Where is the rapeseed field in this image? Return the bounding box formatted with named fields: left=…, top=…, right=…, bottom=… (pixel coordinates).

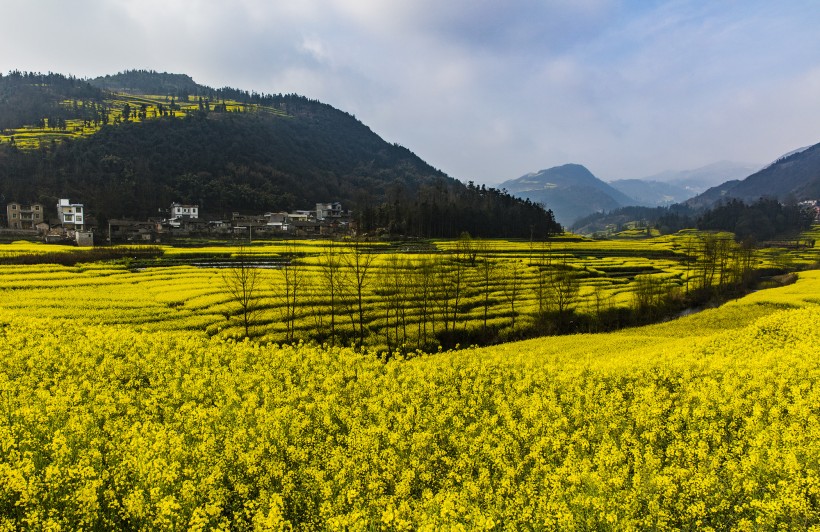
left=0, top=258, right=818, bottom=529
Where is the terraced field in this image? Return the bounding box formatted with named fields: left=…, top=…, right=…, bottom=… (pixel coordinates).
left=0, top=92, right=287, bottom=149
left=0, top=232, right=764, bottom=348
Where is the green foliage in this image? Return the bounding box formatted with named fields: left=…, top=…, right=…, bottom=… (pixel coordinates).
left=0, top=71, right=104, bottom=132
left=697, top=197, right=815, bottom=241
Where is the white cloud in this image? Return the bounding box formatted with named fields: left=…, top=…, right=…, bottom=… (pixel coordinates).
left=1, top=0, right=820, bottom=183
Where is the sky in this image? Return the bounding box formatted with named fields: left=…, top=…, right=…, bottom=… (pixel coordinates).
left=2, top=0, right=820, bottom=185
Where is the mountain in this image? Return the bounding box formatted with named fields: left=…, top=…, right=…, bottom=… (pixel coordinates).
left=641, top=161, right=761, bottom=193
left=499, top=164, right=635, bottom=226
left=686, top=142, right=820, bottom=209
left=0, top=70, right=559, bottom=238
left=606, top=161, right=762, bottom=207
left=607, top=179, right=692, bottom=206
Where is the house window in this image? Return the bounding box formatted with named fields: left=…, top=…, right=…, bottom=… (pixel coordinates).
left=12, top=213, right=17, bottom=219
left=34, top=206, right=40, bottom=211
left=11, top=205, right=17, bottom=210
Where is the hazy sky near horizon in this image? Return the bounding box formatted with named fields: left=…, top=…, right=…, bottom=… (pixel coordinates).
left=2, top=0, right=820, bottom=184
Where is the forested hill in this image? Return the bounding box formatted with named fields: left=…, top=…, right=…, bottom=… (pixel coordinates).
left=90, top=70, right=201, bottom=95
left=0, top=70, right=560, bottom=237
left=0, top=71, right=104, bottom=131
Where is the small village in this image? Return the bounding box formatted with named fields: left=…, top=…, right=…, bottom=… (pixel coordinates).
left=4, top=197, right=820, bottom=247
left=1, top=199, right=356, bottom=245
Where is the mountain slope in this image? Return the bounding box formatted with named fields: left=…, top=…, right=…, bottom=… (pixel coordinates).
left=0, top=70, right=559, bottom=238
left=687, top=142, right=820, bottom=209
left=499, top=164, right=635, bottom=225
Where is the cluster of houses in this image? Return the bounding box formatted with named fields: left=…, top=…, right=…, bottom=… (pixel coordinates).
left=4, top=198, right=94, bottom=245
left=109, top=201, right=354, bottom=242
left=2, top=199, right=354, bottom=245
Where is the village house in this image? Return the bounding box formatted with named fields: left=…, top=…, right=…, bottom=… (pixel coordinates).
left=56, top=198, right=85, bottom=230
left=266, top=212, right=291, bottom=232
left=208, top=220, right=231, bottom=232
left=6, top=202, right=45, bottom=229
left=170, top=202, right=199, bottom=219
left=316, top=202, right=343, bottom=221
left=108, top=219, right=162, bottom=243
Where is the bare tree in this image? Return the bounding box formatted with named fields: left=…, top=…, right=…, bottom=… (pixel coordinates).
left=277, top=242, right=304, bottom=343
left=432, top=255, right=460, bottom=334
left=458, top=231, right=479, bottom=266
left=342, top=238, right=377, bottom=348
left=222, top=246, right=261, bottom=338
left=586, top=283, right=610, bottom=332
left=632, top=274, right=667, bottom=318
left=448, top=242, right=468, bottom=332
left=501, top=259, right=524, bottom=333
left=411, top=256, right=436, bottom=348
left=680, top=233, right=699, bottom=295
left=545, top=261, right=581, bottom=329
left=380, top=254, right=410, bottom=350
left=697, top=234, right=719, bottom=292
left=477, top=239, right=498, bottom=331
left=318, top=240, right=342, bottom=346
left=533, top=240, right=555, bottom=320
left=733, top=239, right=756, bottom=288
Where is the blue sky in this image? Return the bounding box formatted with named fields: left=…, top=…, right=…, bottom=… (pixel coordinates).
left=2, top=0, right=820, bottom=184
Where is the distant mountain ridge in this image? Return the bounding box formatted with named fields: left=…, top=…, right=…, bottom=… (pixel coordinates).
left=640, top=161, right=762, bottom=191
left=500, top=164, right=633, bottom=226
left=687, top=142, right=820, bottom=209
left=607, top=161, right=762, bottom=207
left=607, top=179, right=690, bottom=207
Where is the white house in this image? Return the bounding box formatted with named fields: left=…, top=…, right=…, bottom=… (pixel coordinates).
left=57, top=198, right=85, bottom=229
left=171, top=202, right=199, bottom=219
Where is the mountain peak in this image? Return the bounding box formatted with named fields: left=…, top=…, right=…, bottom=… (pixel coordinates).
left=500, top=163, right=636, bottom=226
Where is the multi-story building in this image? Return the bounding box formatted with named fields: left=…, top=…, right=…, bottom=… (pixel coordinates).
left=316, top=202, right=343, bottom=221
left=6, top=202, right=44, bottom=229
left=171, top=202, right=199, bottom=219
left=56, top=198, right=85, bottom=229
